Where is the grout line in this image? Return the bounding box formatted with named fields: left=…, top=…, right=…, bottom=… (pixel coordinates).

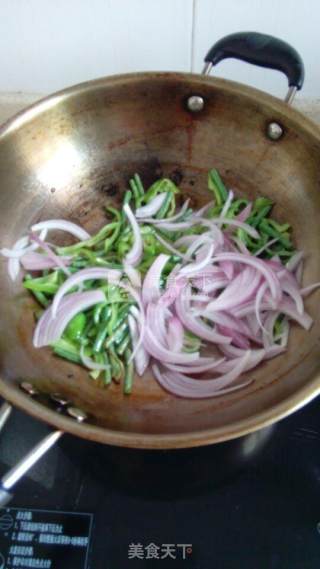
left=190, top=0, right=197, bottom=72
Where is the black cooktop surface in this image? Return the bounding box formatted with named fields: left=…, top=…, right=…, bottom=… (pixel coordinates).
left=0, top=397, right=319, bottom=569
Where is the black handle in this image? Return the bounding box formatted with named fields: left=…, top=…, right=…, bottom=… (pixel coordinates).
left=205, top=31, right=304, bottom=90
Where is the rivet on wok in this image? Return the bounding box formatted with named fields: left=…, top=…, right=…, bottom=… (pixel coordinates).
left=267, top=121, right=284, bottom=141
left=20, top=382, right=39, bottom=397
left=50, top=393, right=70, bottom=406
left=67, top=406, right=88, bottom=423
left=187, top=95, right=205, bottom=113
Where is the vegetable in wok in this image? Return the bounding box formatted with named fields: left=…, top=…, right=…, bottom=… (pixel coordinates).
left=1, top=169, right=318, bottom=399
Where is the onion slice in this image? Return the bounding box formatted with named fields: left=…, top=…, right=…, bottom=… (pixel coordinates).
left=34, top=290, right=105, bottom=347
left=135, top=193, right=168, bottom=218
left=123, top=203, right=143, bottom=266
left=31, top=219, right=90, bottom=240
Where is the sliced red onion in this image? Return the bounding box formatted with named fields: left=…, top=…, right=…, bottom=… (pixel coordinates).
left=232, top=236, right=250, bottom=255
left=234, top=203, right=252, bottom=223
left=167, top=316, right=184, bottom=352
left=197, top=309, right=253, bottom=339
left=152, top=351, right=251, bottom=398
left=220, top=190, right=234, bottom=218
left=3, top=230, right=48, bottom=281
left=142, top=254, right=170, bottom=305
left=192, top=276, right=229, bottom=295
left=262, top=312, right=279, bottom=347
left=280, top=274, right=304, bottom=315
left=123, top=203, right=143, bottom=266
left=183, top=233, right=214, bottom=260
left=31, top=219, right=90, bottom=241
left=175, top=286, right=231, bottom=344
left=163, top=357, right=225, bottom=374
left=255, top=281, right=270, bottom=332
left=128, top=314, right=150, bottom=376
left=143, top=199, right=191, bottom=224
left=8, top=259, right=20, bottom=281
left=147, top=302, right=169, bottom=346
left=211, top=217, right=259, bottom=239
left=277, top=297, right=313, bottom=330
left=29, top=232, right=71, bottom=277
left=144, top=325, right=199, bottom=364
left=51, top=267, right=121, bottom=317
left=254, top=238, right=279, bottom=257
left=219, top=260, right=234, bottom=280
left=179, top=243, right=214, bottom=276
left=34, top=290, right=105, bottom=347
left=286, top=251, right=304, bottom=272
left=153, top=220, right=192, bottom=231
left=21, top=252, right=72, bottom=271
left=217, top=348, right=266, bottom=372
left=300, top=282, right=320, bottom=297
left=160, top=275, right=187, bottom=307
left=124, top=263, right=141, bottom=288
left=211, top=253, right=280, bottom=300
left=153, top=232, right=188, bottom=259
left=195, top=219, right=224, bottom=246
left=80, top=345, right=110, bottom=371
left=193, top=200, right=215, bottom=218
left=218, top=326, right=250, bottom=349
left=135, top=193, right=168, bottom=218
left=175, top=234, right=207, bottom=248
left=206, top=267, right=261, bottom=312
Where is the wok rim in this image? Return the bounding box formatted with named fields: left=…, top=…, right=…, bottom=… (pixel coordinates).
left=0, top=71, right=320, bottom=449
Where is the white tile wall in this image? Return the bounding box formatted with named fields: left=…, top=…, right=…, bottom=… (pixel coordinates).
left=0, top=0, right=318, bottom=100
left=0, top=0, right=193, bottom=92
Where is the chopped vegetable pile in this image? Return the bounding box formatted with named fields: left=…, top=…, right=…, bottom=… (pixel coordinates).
left=1, top=169, right=319, bottom=398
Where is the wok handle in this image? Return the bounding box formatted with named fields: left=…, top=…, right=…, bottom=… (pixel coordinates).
left=0, top=430, right=63, bottom=507
left=203, top=32, right=304, bottom=103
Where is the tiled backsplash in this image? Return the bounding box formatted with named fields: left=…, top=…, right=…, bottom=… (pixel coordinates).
left=0, top=0, right=319, bottom=100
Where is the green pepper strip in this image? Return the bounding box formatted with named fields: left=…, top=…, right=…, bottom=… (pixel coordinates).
left=155, top=192, right=173, bottom=219
left=123, top=348, right=134, bottom=394
left=31, top=290, right=50, bottom=307
left=57, top=222, right=117, bottom=255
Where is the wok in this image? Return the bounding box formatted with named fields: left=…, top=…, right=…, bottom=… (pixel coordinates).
left=0, top=32, right=319, bottom=500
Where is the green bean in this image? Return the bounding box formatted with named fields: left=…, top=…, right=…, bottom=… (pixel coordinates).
left=102, top=352, right=112, bottom=385
left=259, top=219, right=292, bottom=248
left=52, top=338, right=82, bottom=364
left=93, top=317, right=112, bottom=353
left=116, top=332, right=131, bottom=355
left=133, top=173, right=145, bottom=197
left=109, top=347, right=124, bottom=383
left=93, top=303, right=106, bottom=325
left=129, top=178, right=141, bottom=208
left=105, top=321, right=128, bottom=348
left=123, top=348, right=134, bottom=394
left=123, top=190, right=132, bottom=206
left=208, top=169, right=228, bottom=205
